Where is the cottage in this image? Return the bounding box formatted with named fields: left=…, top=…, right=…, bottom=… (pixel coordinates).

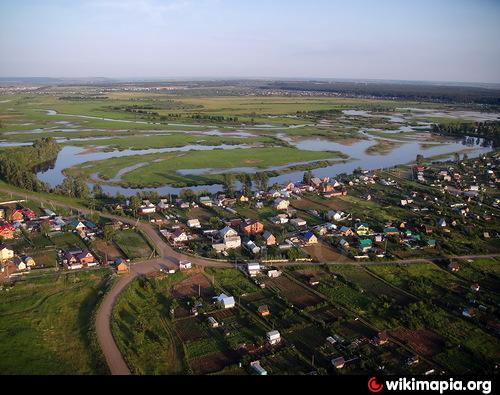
left=75, top=251, right=96, bottom=265
left=327, top=210, right=348, bottom=222
left=179, top=260, right=192, bottom=270
left=207, top=316, right=219, bottom=328
left=462, top=307, right=477, bottom=318
left=139, top=200, right=156, bottom=214
left=68, top=219, right=87, bottom=233
left=262, top=231, right=276, bottom=246
left=339, top=239, right=350, bottom=250
left=215, top=293, right=235, bottom=309
left=218, top=226, right=241, bottom=249
left=290, top=218, right=307, bottom=227
left=301, top=231, right=317, bottom=244
left=241, top=219, right=264, bottom=235
left=448, top=262, right=460, bottom=272
left=171, top=228, right=189, bottom=243
left=258, top=305, right=270, bottom=317
left=116, top=262, right=129, bottom=273
left=332, top=356, right=345, bottom=369
left=359, top=238, right=373, bottom=252
left=355, top=223, right=370, bottom=236
left=308, top=276, right=320, bottom=286
left=270, top=214, right=289, bottom=225
left=471, top=283, right=480, bottom=292
left=156, top=199, right=169, bottom=211
left=339, top=226, right=354, bottom=237
left=250, top=361, right=268, bottom=376
left=199, top=196, right=213, bottom=207
left=374, top=331, right=389, bottom=345
left=187, top=219, right=201, bottom=228
left=267, top=269, right=282, bottom=278
left=247, top=262, right=261, bottom=277
left=266, top=330, right=281, bottom=345
left=274, top=198, right=290, bottom=211
left=244, top=240, right=261, bottom=255
left=438, top=218, right=447, bottom=227
left=0, top=244, right=14, bottom=261
left=383, top=227, right=399, bottom=236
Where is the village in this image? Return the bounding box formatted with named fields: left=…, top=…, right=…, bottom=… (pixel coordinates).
left=0, top=154, right=498, bottom=375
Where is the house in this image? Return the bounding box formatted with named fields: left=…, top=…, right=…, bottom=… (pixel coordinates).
left=15, top=258, right=27, bottom=271
left=218, top=226, right=241, bottom=250
left=462, top=307, right=477, bottom=318
left=274, top=198, right=290, bottom=211
left=186, top=218, right=201, bottom=228
left=241, top=219, right=264, bottom=235
left=171, top=229, right=189, bottom=243
left=179, top=260, right=192, bottom=270
left=471, top=283, right=480, bottom=292
left=262, top=231, right=276, bottom=246
left=374, top=331, right=389, bottom=345
left=309, top=177, right=323, bottom=188
left=116, top=262, right=129, bottom=273
left=247, top=262, right=261, bottom=277
left=290, top=218, right=307, bottom=227
left=22, top=256, right=36, bottom=268
left=258, top=305, right=270, bottom=317
left=244, top=240, right=261, bottom=255
left=327, top=210, right=348, bottom=222
left=383, top=227, right=399, bottom=236
left=332, top=356, right=345, bottom=369
left=0, top=244, right=14, bottom=261
left=355, top=223, right=370, bottom=236
left=199, top=196, right=213, bottom=207
left=75, top=251, right=96, bottom=265
left=250, top=361, right=268, bottom=376
left=270, top=214, right=289, bottom=225
left=339, top=239, right=350, bottom=250
left=266, top=330, right=281, bottom=345
left=207, top=316, right=219, bottom=328
left=0, top=223, right=16, bottom=240
left=9, top=209, right=24, bottom=222
left=68, top=219, right=87, bottom=233
left=359, top=238, right=373, bottom=252
left=267, top=269, right=282, bottom=278
left=301, top=231, right=317, bottom=245
left=438, top=218, right=447, bottom=227
left=156, top=199, right=169, bottom=211
left=139, top=200, right=156, bottom=214
left=339, top=226, right=354, bottom=237
left=426, top=239, right=436, bottom=248
left=215, top=293, right=235, bottom=309
left=0, top=208, right=4, bottom=219
left=238, top=195, right=249, bottom=203
left=448, top=262, right=460, bottom=272
left=43, top=208, right=57, bottom=218
left=308, top=276, right=320, bottom=286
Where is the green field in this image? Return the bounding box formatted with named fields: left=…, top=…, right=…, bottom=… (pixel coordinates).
left=66, top=147, right=346, bottom=188
left=0, top=270, right=112, bottom=374
left=113, top=230, right=153, bottom=260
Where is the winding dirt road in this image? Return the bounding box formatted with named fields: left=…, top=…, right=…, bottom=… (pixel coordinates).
left=1, top=186, right=499, bottom=375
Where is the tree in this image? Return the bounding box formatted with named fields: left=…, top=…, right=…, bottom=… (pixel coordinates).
left=40, top=221, right=51, bottom=236
left=239, top=174, right=252, bottom=197
left=222, top=173, right=235, bottom=196
left=416, top=154, right=424, bottom=166
left=303, top=170, right=313, bottom=184
left=103, top=225, right=116, bottom=242
left=92, top=183, right=103, bottom=198
left=454, top=152, right=460, bottom=163
left=129, top=195, right=141, bottom=215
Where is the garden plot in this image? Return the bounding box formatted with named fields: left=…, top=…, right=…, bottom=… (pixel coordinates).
left=264, top=275, right=323, bottom=309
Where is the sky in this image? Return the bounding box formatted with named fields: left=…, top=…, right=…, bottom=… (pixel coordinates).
left=1, top=0, right=500, bottom=83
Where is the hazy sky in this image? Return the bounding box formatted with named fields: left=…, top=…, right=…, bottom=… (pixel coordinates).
left=1, top=0, right=499, bottom=83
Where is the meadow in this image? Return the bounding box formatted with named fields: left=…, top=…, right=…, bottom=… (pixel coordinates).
left=0, top=269, right=112, bottom=374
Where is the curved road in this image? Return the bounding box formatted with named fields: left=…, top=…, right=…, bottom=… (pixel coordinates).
left=1, top=187, right=498, bottom=374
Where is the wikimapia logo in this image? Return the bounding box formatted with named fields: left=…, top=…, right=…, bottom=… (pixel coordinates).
left=367, top=377, right=492, bottom=394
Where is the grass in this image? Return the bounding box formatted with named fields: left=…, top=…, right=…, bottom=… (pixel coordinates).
left=113, top=229, right=153, bottom=260
left=0, top=269, right=111, bottom=374
left=111, top=272, right=190, bottom=374
left=67, top=147, right=346, bottom=188
left=204, top=267, right=259, bottom=296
